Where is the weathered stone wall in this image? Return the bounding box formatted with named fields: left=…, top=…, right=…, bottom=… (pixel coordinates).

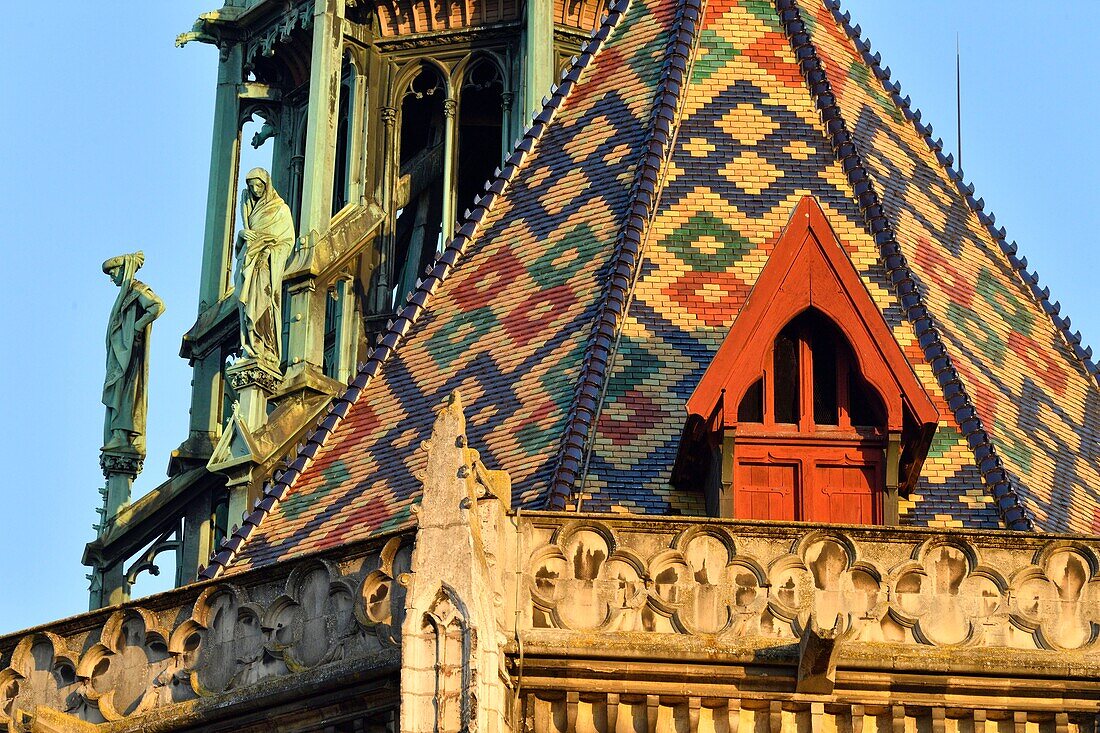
left=0, top=537, right=411, bottom=732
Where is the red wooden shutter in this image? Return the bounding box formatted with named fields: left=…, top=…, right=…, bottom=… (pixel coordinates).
left=805, top=450, right=882, bottom=524
left=734, top=459, right=798, bottom=521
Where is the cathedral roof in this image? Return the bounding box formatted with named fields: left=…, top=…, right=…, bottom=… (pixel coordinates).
left=204, top=0, right=1100, bottom=577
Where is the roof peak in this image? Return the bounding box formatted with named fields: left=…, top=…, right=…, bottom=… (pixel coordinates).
left=774, top=0, right=1031, bottom=529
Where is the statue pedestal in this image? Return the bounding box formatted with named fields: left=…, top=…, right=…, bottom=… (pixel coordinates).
left=99, top=449, right=144, bottom=522
left=94, top=448, right=144, bottom=609
left=225, top=358, right=283, bottom=431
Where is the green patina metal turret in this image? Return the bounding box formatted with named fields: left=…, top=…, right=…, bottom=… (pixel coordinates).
left=83, top=0, right=608, bottom=610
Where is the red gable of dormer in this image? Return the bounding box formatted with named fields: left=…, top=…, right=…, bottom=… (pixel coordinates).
left=689, top=196, right=938, bottom=434
left=685, top=197, right=939, bottom=523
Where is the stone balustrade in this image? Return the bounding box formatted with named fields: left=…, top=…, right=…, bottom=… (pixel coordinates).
left=519, top=513, right=1100, bottom=652
left=5, top=501, right=1100, bottom=732
left=0, top=536, right=410, bottom=731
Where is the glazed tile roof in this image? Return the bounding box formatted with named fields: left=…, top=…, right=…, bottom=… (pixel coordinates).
left=207, top=0, right=1099, bottom=576
left=214, top=0, right=678, bottom=573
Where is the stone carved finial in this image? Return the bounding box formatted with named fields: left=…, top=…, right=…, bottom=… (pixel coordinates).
left=235, top=168, right=295, bottom=366
left=401, top=390, right=513, bottom=733
left=101, top=251, right=164, bottom=456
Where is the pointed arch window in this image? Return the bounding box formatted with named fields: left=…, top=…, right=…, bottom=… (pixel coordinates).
left=735, top=309, right=887, bottom=432
left=681, top=197, right=939, bottom=525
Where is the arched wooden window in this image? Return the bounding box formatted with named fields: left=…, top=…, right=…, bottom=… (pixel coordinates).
left=732, top=308, right=888, bottom=524
left=683, top=197, right=939, bottom=525
left=736, top=309, right=888, bottom=431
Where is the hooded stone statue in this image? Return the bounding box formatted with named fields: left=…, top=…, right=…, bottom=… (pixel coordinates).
left=102, top=251, right=165, bottom=453
left=235, top=168, right=296, bottom=364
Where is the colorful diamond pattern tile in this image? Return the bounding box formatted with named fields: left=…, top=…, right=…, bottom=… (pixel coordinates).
left=800, top=0, right=1099, bottom=532
left=227, top=0, right=1099, bottom=573
left=581, top=0, right=1001, bottom=528
left=231, top=0, right=678, bottom=570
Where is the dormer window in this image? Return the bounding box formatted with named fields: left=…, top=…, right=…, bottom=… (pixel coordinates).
left=729, top=308, right=890, bottom=524
left=679, top=197, right=939, bottom=525
left=736, top=310, right=886, bottom=431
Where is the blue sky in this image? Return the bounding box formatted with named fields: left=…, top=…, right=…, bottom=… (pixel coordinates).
left=0, top=2, right=1095, bottom=634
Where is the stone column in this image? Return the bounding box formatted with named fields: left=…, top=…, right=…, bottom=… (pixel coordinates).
left=284, top=0, right=347, bottom=381
left=376, top=105, right=398, bottom=312
left=179, top=42, right=245, bottom=469
left=88, top=563, right=127, bottom=610
left=351, top=64, right=369, bottom=206
left=441, top=97, right=457, bottom=247
left=99, top=450, right=142, bottom=525
left=180, top=493, right=216, bottom=586
left=523, top=0, right=554, bottom=119
left=198, top=43, right=245, bottom=310
left=298, top=0, right=347, bottom=237
left=331, top=275, right=357, bottom=383
left=221, top=359, right=282, bottom=529
left=92, top=450, right=144, bottom=609
left=501, top=91, right=515, bottom=161
left=283, top=277, right=320, bottom=377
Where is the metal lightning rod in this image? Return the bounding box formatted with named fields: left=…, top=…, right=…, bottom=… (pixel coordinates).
left=956, top=33, right=963, bottom=175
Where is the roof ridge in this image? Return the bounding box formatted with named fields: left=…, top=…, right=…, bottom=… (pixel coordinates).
left=773, top=0, right=1033, bottom=530
left=545, top=0, right=706, bottom=509
left=197, top=1, right=634, bottom=580
left=824, top=0, right=1099, bottom=386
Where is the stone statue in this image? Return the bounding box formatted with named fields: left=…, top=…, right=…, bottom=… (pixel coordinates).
left=235, top=168, right=295, bottom=365
left=102, top=252, right=165, bottom=453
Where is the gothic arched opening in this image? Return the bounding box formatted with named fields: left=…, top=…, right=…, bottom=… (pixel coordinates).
left=456, top=56, right=505, bottom=223
left=393, top=62, right=447, bottom=305
left=736, top=310, right=886, bottom=432
left=332, top=52, right=357, bottom=216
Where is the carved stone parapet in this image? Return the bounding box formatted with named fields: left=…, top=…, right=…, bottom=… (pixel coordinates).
left=514, top=516, right=1100, bottom=733
left=0, top=538, right=411, bottom=730
left=520, top=515, right=1100, bottom=654
left=224, top=358, right=282, bottom=395
left=100, top=450, right=144, bottom=478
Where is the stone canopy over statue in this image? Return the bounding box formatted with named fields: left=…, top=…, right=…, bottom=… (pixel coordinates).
left=235, top=167, right=296, bottom=366
left=101, top=252, right=165, bottom=455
